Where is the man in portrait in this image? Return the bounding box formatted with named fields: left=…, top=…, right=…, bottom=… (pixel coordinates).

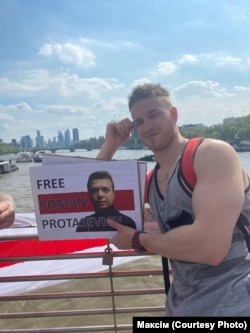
left=76, top=170, right=136, bottom=232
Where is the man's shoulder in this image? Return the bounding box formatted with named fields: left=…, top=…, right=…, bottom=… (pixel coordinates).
left=194, top=138, right=238, bottom=162
left=117, top=211, right=136, bottom=228
left=78, top=213, right=96, bottom=220
left=116, top=210, right=133, bottom=219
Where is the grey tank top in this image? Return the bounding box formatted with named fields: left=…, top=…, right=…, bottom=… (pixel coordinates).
left=149, top=160, right=250, bottom=316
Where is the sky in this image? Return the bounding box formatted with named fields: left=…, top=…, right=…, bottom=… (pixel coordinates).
left=0, top=0, right=250, bottom=144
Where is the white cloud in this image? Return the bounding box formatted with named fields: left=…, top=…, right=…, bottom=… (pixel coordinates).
left=216, top=55, right=242, bottom=66
left=0, top=112, right=14, bottom=121
left=178, top=54, right=198, bottom=64
left=0, top=70, right=123, bottom=100
left=173, top=80, right=230, bottom=97
left=131, top=78, right=152, bottom=88
left=0, top=102, right=33, bottom=113
left=37, top=104, right=90, bottom=115
left=79, top=37, right=138, bottom=50
left=233, top=86, right=250, bottom=93
left=188, top=52, right=247, bottom=68
left=156, top=61, right=177, bottom=75
left=39, top=42, right=96, bottom=68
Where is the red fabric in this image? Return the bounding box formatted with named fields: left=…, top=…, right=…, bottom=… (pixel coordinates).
left=0, top=238, right=107, bottom=268
left=181, top=137, right=203, bottom=188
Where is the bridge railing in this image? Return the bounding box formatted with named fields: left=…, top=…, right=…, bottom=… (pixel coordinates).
left=0, top=233, right=166, bottom=333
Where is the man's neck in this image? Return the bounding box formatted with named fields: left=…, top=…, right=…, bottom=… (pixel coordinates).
left=95, top=205, right=116, bottom=215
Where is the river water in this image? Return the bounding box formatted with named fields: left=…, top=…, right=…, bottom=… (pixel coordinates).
left=1, top=149, right=250, bottom=330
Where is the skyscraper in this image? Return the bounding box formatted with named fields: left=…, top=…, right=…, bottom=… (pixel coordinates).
left=57, top=130, right=64, bottom=147
left=64, top=128, right=71, bottom=147
left=72, top=128, right=79, bottom=143
left=35, top=130, right=44, bottom=149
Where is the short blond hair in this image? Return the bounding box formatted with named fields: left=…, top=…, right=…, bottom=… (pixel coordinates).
left=128, top=83, right=172, bottom=110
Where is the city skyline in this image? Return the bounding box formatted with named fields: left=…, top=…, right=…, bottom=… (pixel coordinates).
left=0, top=127, right=82, bottom=149
left=0, top=113, right=246, bottom=147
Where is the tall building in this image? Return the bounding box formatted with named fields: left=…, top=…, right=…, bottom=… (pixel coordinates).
left=57, top=130, right=64, bottom=147
left=35, top=130, right=44, bottom=149
left=20, top=135, right=33, bottom=150
left=64, top=128, right=71, bottom=147
left=72, top=128, right=79, bottom=143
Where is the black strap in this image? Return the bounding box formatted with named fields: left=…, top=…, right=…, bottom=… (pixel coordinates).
left=161, top=256, right=170, bottom=296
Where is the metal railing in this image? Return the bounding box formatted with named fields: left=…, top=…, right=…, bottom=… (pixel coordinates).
left=0, top=233, right=166, bottom=333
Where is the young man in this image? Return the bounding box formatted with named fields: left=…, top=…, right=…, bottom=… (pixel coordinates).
left=97, top=83, right=250, bottom=316
left=76, top=170, right=136, bottom=232
left=0, top=193, right=15, bottom=229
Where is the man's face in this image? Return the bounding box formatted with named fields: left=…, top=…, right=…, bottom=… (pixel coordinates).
left=131, top=96, right=177, bottom=152
left=89, top=178, right=115, bottom=210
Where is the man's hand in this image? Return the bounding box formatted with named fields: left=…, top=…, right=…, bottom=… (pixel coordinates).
left=107, top=218, right=136, bottom=250
left=97, top=118, right=134, bottom=160
left=0, top=200, right=15, bottom=229
left=106, top=118, right=134, bottom=146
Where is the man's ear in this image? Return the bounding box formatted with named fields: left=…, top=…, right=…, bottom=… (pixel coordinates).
left=170, top=106, right=178, bottom=122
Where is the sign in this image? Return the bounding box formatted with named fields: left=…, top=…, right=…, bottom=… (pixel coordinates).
left=29, top=159, right=146, bottom=240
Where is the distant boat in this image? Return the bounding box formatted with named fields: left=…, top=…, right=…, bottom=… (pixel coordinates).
left=138, top=154, right=156, bottom=162
left=233, top=146, right=250, bottom=152
left=0, top=160, right=18, bottom=174
left=231, top=144, right=250, bottom=152
left=33, top=151, right=46, bottom=163
left=16, top=152, right=33, bottom=163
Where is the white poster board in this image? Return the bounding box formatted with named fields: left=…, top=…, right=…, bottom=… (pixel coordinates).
left=29, top=159, right=145, bottom=240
